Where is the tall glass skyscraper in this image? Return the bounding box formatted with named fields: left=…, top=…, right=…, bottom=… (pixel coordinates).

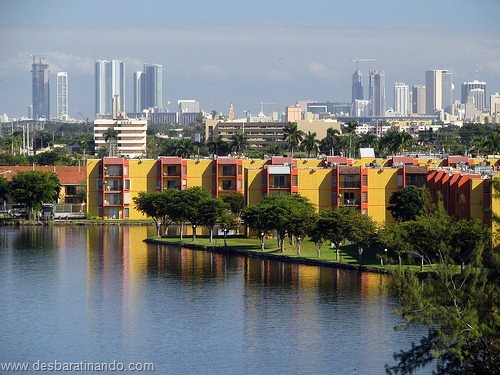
left=461, top=80, right=486, bottom=110
left=426, top=70, right=453, bottom=115
left=134, top=63, right=163, bottom=112
left=369, top=70, right=386, bottom=117
left=31, top=56, right=50, bottom=120
left=95, top=60, right=125, bottom=117
left=56, top=72, right=68, bottom=120
left=351, top=70, right=364, bottom=111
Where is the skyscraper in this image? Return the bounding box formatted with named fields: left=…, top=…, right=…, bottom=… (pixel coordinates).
left=31, top=56, right=50, bottom=120
left=95, top=60, right=125, bottom=117
left=351, top=70, right=364, bottom=110
left=461, top=80, right=486, bottom=110
left=426, top=70, right=453, bottom=115
left=56, top=72, right=68, bottom=120
left=369, top=70, right=386, bottom=117
left=134, top=64, right=163, bottom=112
left=412, top=85, right=426, bottom=115
left=394, top=82, right=410, bottom=117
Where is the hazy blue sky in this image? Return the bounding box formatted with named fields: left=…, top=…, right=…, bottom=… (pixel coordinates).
left=1, top=0, right=499, bottom=119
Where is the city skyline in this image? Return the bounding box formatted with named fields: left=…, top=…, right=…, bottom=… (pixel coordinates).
left=1, top=0, right=500, bottom=119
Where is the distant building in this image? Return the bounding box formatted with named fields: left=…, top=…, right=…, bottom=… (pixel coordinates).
left=412, top=85, right=426, bottom=115
left=426, top=70, right=452, bottom=115
left=394, top=82, right=410, bottom=117
left=178, top=100, right=200, bottom=114
left=134, top=64, right=163, bottom=112
left=31, top=56, right=50, bottom=120
left=56, top=72, right=68, bottom=121
left=353, top=100, right=370, bottom=117
left=352, top=70, right=364, bottom=111
left=94, top=116, right=147, bottom=158
left=369, top=70, right=386, bottom=117
left=95, top=60, right=125, bottom=117
left=461, top=80, right=486, bottom=110
left=286, top=104, right=301, bottom=122
left=491, top=93, right=500, bottom=116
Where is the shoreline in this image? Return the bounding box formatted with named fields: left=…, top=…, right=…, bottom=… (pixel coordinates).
left=144, top=238, right=389, bottom=274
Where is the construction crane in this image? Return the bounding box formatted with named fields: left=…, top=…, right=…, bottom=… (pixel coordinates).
left=255, top=101, right=277, bottom=116
left=77, top=110, right=89, bottom=124
left=351, top=58, right=375, bottom=71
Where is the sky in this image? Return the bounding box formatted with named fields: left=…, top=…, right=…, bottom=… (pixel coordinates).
left=1, top=0, right=500, bottom=120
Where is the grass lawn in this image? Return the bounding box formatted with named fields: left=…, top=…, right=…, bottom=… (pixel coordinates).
left=148, top=235, right=425, bottom=272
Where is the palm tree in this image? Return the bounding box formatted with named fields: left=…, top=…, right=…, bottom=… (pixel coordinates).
left=380, top=130, right=413, bottom=155
left=103, top=127, right=118, bottom=157
left=300, top=131, right=320, bottom=157
left=230, top=133, right=248, bottom=155
left=175, top=138, right=195, bottom=158
left=267, top=143, right=283, bottom=156
left=321, top=127, right=340, bottom=156
left=283, top=122, right=305, bottom=157
left=483, top=132, right=500, bottom=154
left=207, top=135, right=229, bottom=156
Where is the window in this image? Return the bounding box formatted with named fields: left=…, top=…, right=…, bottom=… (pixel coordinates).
left=167, top=180, right=178, bottom=189
left=97, top=179, right=103, bottom=190
left=331, top=175, right=337, bottom=186
left=124, top=179, right=130, bottom=190
left=222, top=180, right=233, bottom=190
left=107, top=165, right=121, bottom=176
left=238, top=165, right=242, bottom=175
left=166, top=166, right=178, bottom=176
left=361, top=175, right=368, bottom=186
left=361, top=192, right=368, bottom=203
left=272, top=175, right=288, bottom=188
left=66, top=186, right=77, bottom=195
left=124, top=208, right=129, bottom=218
left=97, top=194, right=103, bottom=204
left=291, top=175, right=298, bottom=187
left=222, top=165, right=234, bottom=176
left=344, top=192, right=357, bottom=205
left=182, top=165, right=187, bottom=175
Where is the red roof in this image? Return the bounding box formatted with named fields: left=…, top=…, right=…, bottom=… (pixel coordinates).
left=0, top=166, right=86, bottom=185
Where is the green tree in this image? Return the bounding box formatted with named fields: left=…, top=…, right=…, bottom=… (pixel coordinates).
left=315, top=207, right=353, bottom=261
left=207, top=135, right=229, bottom=156
left=242, top=204, right=273, bottom=251
left=229, top=132, right=248, bottom=155
left=218, top=210, right=238, bottom=247
left=103, top=127, right=118, bottom=157
left=133, top=189, right=180, bottom=236
left=321, top=127, right=340, bottom=156
left=174, top=138, right=195, bottom=158
left=387, top=186, right=426, bottom=222
left=380, top=130, right=413, bottom=155
left=221, top=191, right=245, bottom=232
left=386, top=215, right=497, bottom=374
left=9, top=171, right=60, bottom=219
left=175, top=187, right=211, bottom=242
left=0, top=176, right=8, bottom=203
left=307, top=215, right=324, bottom=257
left=344, top=208, right=377, bottom=261
left=300, top=131, right=320, bottom=158
left=198, top=197, right=229, bottom=243
left=483, top=131, right=500, bottom=154
left=283, top=122, right=304, bottom=156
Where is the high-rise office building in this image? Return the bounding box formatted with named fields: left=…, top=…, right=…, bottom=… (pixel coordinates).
left=394, top=82, right=410, bottom=117
left=95, top=60, right=125, bottom=117
left=426, top=70, right=453, bottom=115
left=133, top=71, right=142, bottom=113
left=412, top=85, right=426, bottom=115
left=351, top=70, right=364, bottom=110
left=461, top=80, right=486, bottom=110
left=134, top=64, right=163, bottom=112
left=491, top=93, right=500, bottom=116
left=369, top=70, right=386, bottom=117
left=31, top=56, right=50, bottom=120
left=56, top=72, right=68, bottom=120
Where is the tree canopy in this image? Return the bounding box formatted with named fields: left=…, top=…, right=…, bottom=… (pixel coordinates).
left=387, top=185, right=426, bottom=222
left=9, top=171, right=60, bottom=218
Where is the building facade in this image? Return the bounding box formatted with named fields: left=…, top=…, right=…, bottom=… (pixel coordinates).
left=412, top=85, right=426, bottom=115
left=56, top=72, right=68, bottom=120
left=394, top=82, right=410, bottom=117
left=134, top=64, right=163, bottom=112
left=94, top=117, right=147, bottom=158
left=352, top=70, right=364, bottom=110
left=369, top=70, right=386, bottom=117
left=461, top=80, right=486, bottom=109
left=31, top=57, right=50, bottom=120
left=95, top=60, right=125, bottom=117
left=86, top=154, right=496, bottom=231
left=426, top=70, right=453, bottom=115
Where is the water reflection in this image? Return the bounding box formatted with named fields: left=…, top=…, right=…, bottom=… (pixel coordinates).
left=0, top=225, right=429, bottom=375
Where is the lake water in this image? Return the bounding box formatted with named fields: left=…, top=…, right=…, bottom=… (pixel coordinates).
left=0, top=225, right=429, bottom=374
